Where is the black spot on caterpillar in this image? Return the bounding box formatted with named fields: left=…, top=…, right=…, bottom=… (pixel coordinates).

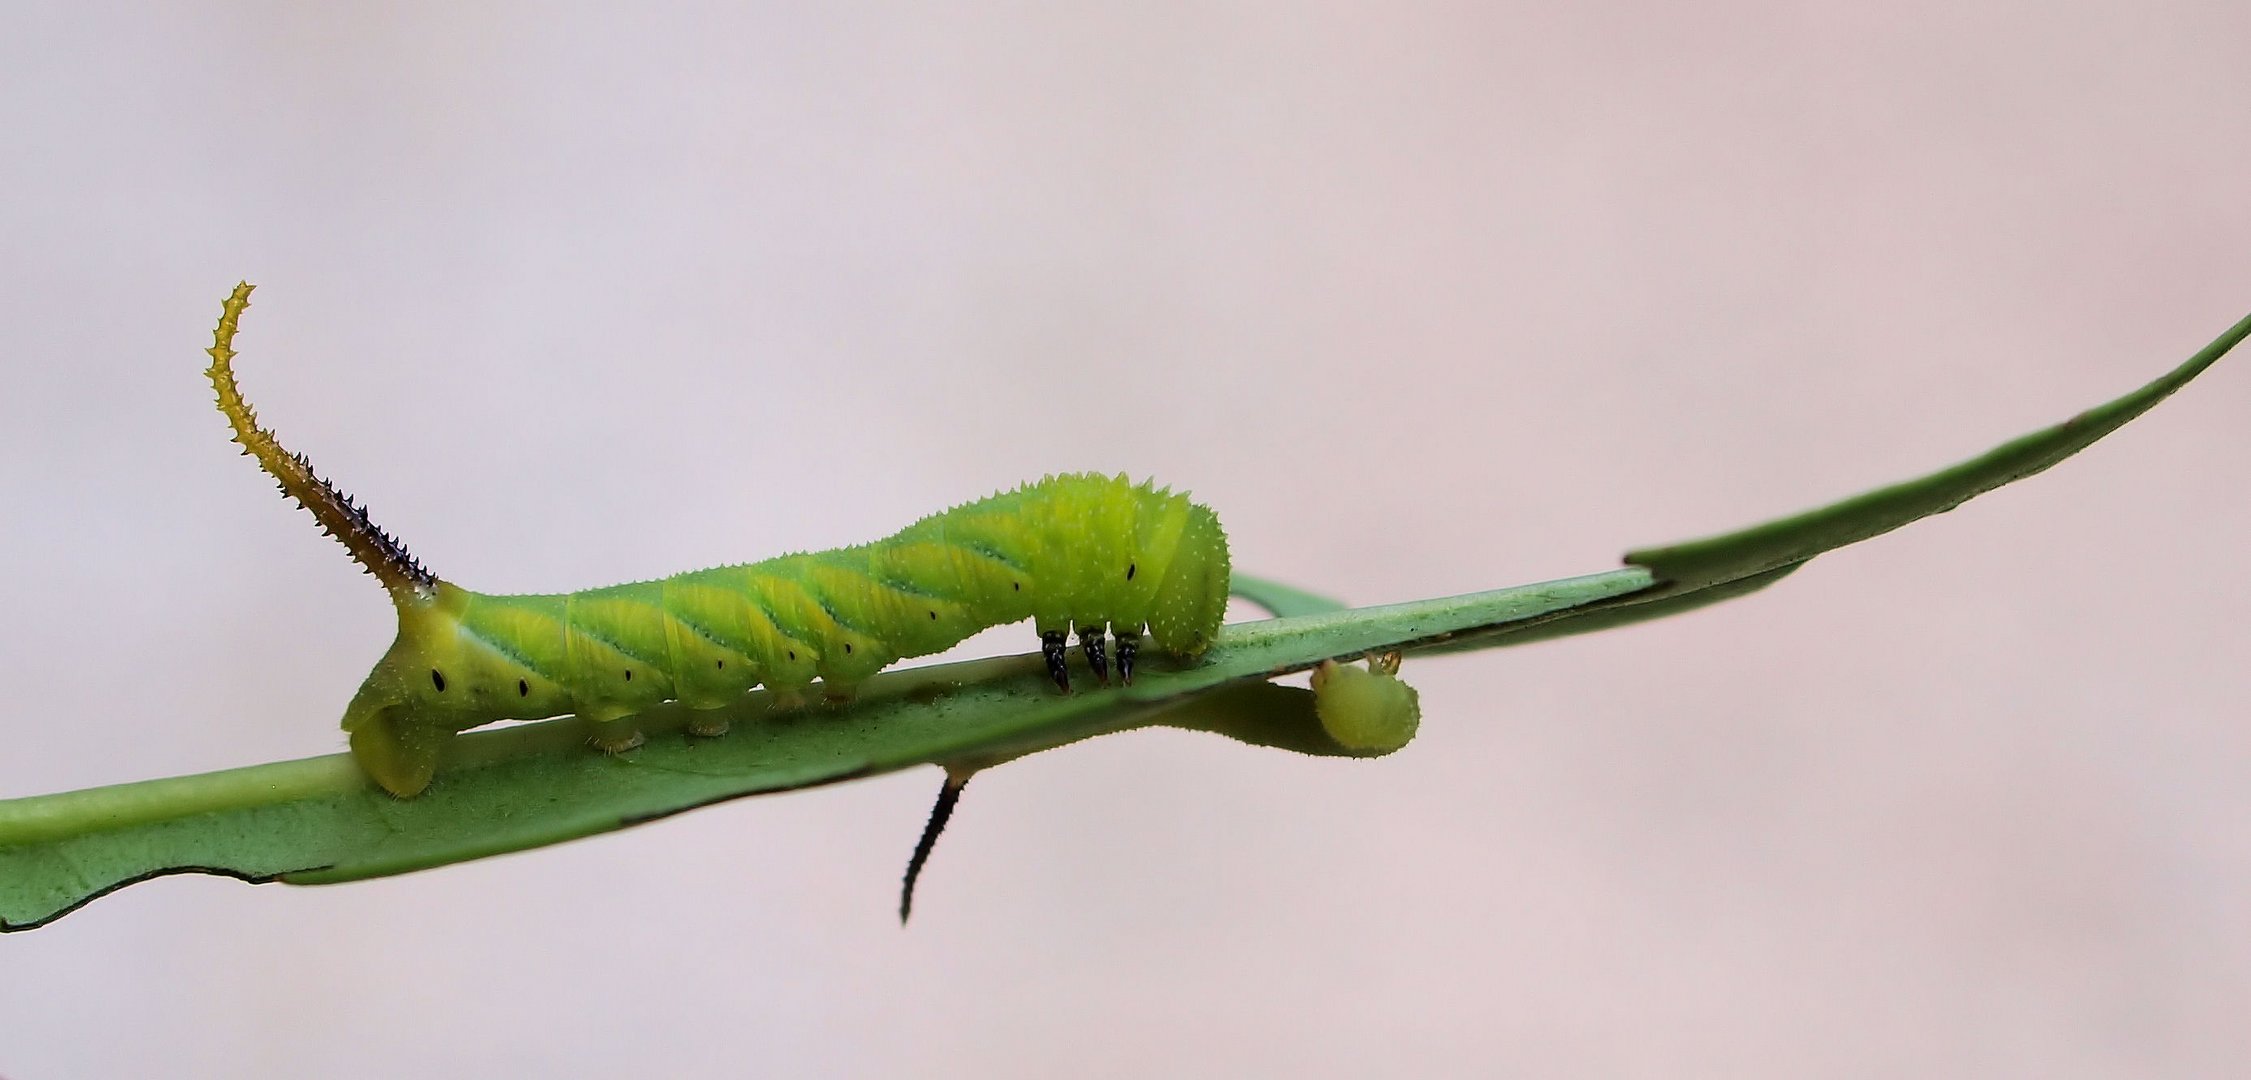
left=204, top=284, right=1232, bottom=798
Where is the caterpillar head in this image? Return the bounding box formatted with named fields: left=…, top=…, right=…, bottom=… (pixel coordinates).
left=1148, top=502, right=1231, bottom=656
left=1310, top=653, right=1421, bottom=754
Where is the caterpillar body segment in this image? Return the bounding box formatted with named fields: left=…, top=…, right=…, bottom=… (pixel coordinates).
left=207, top=285, right=1231, bottom=798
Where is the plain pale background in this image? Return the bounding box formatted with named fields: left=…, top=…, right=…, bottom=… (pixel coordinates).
left=5, top=4, right=2250, bottom=1077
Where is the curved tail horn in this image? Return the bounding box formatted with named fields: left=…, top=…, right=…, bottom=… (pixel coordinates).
left=205, top=282, right=437, bottom=603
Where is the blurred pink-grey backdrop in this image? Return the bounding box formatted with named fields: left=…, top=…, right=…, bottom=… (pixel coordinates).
left=5, top=4, right=2251, bottom=1077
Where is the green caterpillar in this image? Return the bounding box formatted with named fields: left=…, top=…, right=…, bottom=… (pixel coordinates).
left=206, top=283, right=1231, bottom=798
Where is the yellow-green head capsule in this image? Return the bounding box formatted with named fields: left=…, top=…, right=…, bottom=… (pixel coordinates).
left=1310, top=653, right=1422, bottom=754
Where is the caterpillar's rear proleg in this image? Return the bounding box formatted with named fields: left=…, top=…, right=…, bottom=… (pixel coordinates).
left=685, top=709, right=730, bottom=738
left=348, top=710, right=446, bottom=798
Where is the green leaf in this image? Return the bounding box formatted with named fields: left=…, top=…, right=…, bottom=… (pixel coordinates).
left=0, top=570, right=1649, bottom=930
left=3, top=307, right=2244, bottom=931
left=1231, top=574, right=1350, bottom=617
left=1625, top=310, right=2251, bottom=589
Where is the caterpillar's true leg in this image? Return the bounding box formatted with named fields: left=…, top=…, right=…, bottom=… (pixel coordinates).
left=1041, top=629, right=1071, bottom=692
left=1114, top=629, right=1140, bottom=685
left=1078, top=626, right=1109, bottom=686
left=348, top=709, right=447, bottom=798
left=587, top=718, right=645, bottom=754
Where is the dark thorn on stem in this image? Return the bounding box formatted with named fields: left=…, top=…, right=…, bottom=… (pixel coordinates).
left=900, top=773, right=969, bottom=924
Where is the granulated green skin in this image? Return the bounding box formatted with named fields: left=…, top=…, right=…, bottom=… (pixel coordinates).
left=204, top=283, right=1230, bottom=797
left=344, top=474, right=1230, bottom=795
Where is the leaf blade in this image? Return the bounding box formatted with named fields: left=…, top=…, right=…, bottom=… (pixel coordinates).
left=1627, top=311, right=2251, bottom=588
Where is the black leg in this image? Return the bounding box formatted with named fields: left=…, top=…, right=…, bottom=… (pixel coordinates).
left=1115, top=631, right=1139, bottom=685
left=1041, top=629, right=1071, bottom=692
left=1079, top=626, right=1109, bottom=686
